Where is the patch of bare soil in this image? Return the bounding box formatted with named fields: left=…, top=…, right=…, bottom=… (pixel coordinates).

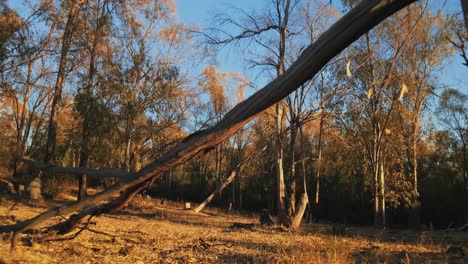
left=0, top=195, right=467, bottom=263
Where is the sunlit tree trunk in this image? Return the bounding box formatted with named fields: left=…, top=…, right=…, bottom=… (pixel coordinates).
left=315, top=98, right=324, bottom=205
left=289, top=124, right=309, bottom=229
left=275, top=103, right=288, bottom=224
left=194, top=170, right=237, bottom=213
left=379, top=157, right=386, bottom=227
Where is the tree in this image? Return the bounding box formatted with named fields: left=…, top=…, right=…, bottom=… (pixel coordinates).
left=45, top=0, right=85, bottom=165
left=437, top=88, right=467, bottom=222
left=203, top=0, right=322, bottom=228
left=0, top=2, right=22, bottom=68
left=336, top=2, right=440, bottom=226
left=0, top=1, right=55, bottom=191
left=395, top=5, right=453, bottom=226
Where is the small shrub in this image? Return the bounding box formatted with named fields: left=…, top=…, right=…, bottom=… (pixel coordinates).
left=128, top=193, right=154, bottom=211
left=43, top=175, right=76, bottom=199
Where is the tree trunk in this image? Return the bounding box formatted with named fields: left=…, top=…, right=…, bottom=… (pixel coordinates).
left=44, top=0, right=83, bottom=165
left=77, top=173, right=87, bottom=201
left=194, top=170, right=237, bottom=213
left=289, top=125, right=309, bottom=229
left=461, top=0, right=468, bottom=32
left=373, top=151, right=380, bottom=226
left=194, top=145, right=266, bottom=213
left=275, top=103, right=288, bottom=224
left=379, top=159, right=386, bottom=227
left=238, top=169, right=243, bottom=210
left=289, top=193, right=308, bottom=229
left=463, top=141, right=467, bottom=222
left=0, top=0, right=417, bottom=241
left=12, top=61, right=34, bottom=193
left=315, top=106, right=324, bottom=205
left=409, top=120, right=421, bottom=227
left=287, top=121, right=297, bottom=217
left=275, top=1, right=290, bottom=224
left=215, top=144, right=222, bottom=199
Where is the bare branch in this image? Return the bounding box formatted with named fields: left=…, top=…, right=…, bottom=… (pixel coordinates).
left=22, top=157, right=132, bottom=179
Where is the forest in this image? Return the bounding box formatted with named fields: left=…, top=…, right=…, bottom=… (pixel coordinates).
left=0, top=0, right=467, bottom=263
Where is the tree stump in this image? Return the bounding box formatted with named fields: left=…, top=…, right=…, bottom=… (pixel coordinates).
left=27, top=177, right=42, bottom=202
left=18, top=185, right=24, bottom=196
left=259, top=209, right=275, bottom=226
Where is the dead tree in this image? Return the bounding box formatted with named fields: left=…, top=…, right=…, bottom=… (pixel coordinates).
left=0, top=0, right=417, bottom=248
left=22, top=157, right=132, bottom=179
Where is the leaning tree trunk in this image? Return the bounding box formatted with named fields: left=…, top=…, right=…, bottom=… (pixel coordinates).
left=289, top=125, right=309, bottom=229
left=0, top=0, right=417, bottom=247
left=194, top=146, right=267, bottom=213
left=194, top=170, right=237, bottom=213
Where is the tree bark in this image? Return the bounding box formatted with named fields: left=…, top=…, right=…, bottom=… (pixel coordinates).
left=0, top=0, right=417, bottom=240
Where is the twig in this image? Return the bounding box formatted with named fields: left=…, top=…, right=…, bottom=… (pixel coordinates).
left=447, top=223, right=468, bottom=232
left=159, top=237, right=232, bottom=255
left=39, top=215, right=94, bottom=242
left=6, top=201, right=19, bottom=215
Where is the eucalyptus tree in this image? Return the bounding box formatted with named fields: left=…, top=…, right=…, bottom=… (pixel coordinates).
left=202, top=0, right=337, bottom=228
left=395, top=5, right=454, bottom=226
left=44, top=0, right=85, bottom=165
left=437, top=88, right=468, bottom=222
left=0, top=1, right=56, bottom=190
left=336, top=2, right=439, bottom=226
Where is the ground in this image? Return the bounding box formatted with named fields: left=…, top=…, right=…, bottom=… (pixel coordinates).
left=0, top=193, right=467, bottom=264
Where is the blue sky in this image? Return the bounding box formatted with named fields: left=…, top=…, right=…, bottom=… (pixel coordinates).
left=7, top=0, right=466, bottom=94
left=175, top=0, right=467, bottom=94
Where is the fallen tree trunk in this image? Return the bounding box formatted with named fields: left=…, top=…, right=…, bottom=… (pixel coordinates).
left=22, top=157, right=132, bottom=179
left=0, top=0, right=417, bottom=246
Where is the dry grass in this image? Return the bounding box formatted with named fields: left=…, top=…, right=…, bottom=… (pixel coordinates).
left=0, top=194, right=467, bottom=264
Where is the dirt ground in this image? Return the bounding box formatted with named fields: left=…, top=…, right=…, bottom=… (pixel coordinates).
left=0, top=194, right=467, bottom=264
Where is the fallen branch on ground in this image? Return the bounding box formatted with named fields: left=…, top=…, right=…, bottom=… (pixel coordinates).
left=22, top=157, right=132, bottom=179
